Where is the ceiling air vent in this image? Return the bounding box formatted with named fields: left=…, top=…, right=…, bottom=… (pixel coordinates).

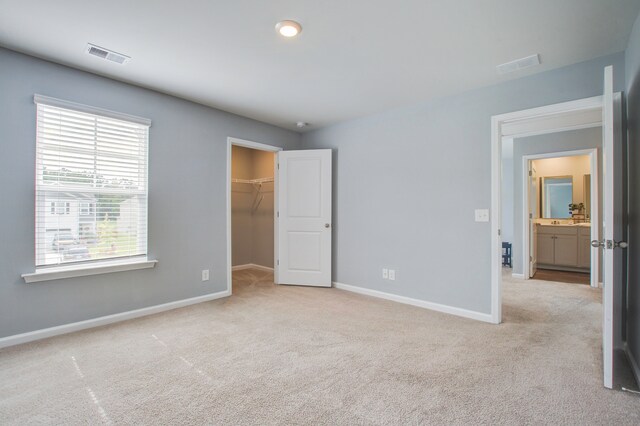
left=496, top=54, right=540, bottom=75
left=86, top=44, right=130, bottom=64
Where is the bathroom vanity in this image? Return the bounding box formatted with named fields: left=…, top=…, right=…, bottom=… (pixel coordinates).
left=536, top=224, right=591, bottom=271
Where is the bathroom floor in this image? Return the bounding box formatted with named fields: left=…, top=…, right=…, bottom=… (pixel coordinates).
left=533, top=268, right=590, bottom=285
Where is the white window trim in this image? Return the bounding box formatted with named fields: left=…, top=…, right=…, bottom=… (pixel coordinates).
left=33, top=94, right=152, bottom=126
left=22, top=257, right=157, bottom=283
left=26, top=94, right=155, bottom=281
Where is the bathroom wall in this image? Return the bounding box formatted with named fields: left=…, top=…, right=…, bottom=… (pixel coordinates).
left=231, top=146, right=275, bottom=268
left=531, top=154, right=591, bottom=219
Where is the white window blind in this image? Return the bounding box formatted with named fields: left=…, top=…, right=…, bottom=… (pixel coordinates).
left=34, top=96, right=150, bottom=268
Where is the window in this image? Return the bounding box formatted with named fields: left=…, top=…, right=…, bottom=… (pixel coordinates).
left=35, top=95, right=150, bottom=268
left=79, top=202, right=94, bottom=216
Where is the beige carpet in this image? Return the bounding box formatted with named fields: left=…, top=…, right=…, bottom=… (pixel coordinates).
left=0, top=269, right=638, bottom=425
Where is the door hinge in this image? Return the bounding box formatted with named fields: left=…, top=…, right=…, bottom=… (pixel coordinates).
left=530, top=256, right=532, bottom=261
left=277, top=163, right=280, bottom=170
left=529, top=213, right=533, bottom=219
left=277, top=211, right=279, bottom=218
left=277, top=259, right=279, bottom=265
left=529, top=170, right=532, bottom=176
left=498, top=229, right=501, bottom=236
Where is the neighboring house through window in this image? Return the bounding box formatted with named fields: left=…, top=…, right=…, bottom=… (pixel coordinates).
left=34, top=95, right=150, bottom=267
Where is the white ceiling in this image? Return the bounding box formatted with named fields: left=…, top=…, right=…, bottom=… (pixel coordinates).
left=1, top=0, right=638, bottom=131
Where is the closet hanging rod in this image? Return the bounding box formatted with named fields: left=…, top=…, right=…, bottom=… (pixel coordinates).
left=232, top=177, right=274, bottom=184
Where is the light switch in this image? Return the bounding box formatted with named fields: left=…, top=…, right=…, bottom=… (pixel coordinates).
left=475, top=209, right=490, bottom=222
left=388, top=269, right=396, bottom=281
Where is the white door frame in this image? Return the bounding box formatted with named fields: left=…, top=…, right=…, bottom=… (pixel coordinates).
left=226, top=137, right=282, bottom=294
left=491, top=95, right=604, bottom=323
left=520, top=148, right=600, bottom=288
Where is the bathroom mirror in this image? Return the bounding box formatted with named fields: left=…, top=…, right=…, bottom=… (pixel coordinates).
left=583, top=174, right=591, bottom=219
left=541, top=176, right=573, bottom=218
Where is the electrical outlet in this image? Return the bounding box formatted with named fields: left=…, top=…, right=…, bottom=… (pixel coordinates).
left=202, top=269, right=210, bottom=281
left=388, top=269, right=396, bottom=281
left=475, top=209, right=490, bottom=222
left=382, top=268, right=388, bottom=279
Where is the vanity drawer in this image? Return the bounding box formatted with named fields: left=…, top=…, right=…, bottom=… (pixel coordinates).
left=537, top=225, right=577, bottom=235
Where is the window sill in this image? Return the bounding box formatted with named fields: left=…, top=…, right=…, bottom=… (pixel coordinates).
left=22, top=258, right=158, bottom=283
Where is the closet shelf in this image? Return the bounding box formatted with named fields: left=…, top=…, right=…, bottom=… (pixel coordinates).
left=232, top=176, right=273, bottom=213
left=232, top=177, right=274, bottom=184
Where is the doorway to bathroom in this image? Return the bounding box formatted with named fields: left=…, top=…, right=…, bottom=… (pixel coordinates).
left=521, top=148, right=600, bottom=287
left=491, top=66, right=625, bottom=389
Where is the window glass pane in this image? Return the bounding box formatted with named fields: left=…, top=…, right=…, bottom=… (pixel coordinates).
left=35, top=101, right=149, bottom=267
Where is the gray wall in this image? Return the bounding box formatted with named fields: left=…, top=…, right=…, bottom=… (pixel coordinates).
left=511, top=128, right=603, bottom=275
left=231, top=146, right=275, bottom=268
left=303, top=53, right=625, bottom=315
left=625, top=12, right=640, bottom=375
left=0, top=47, right=300, bottom=339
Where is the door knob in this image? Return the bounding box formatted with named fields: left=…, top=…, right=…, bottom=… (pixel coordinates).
left=592, top=239, right=628, bottom=249
left=325, top=223, right=331, bottom=228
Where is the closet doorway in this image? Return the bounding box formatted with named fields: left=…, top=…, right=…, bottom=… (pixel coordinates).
left=226, top=137, right=333, bottom=293
left=227, top=138, right=280, bottom=294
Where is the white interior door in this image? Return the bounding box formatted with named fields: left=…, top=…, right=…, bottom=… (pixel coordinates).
left=599, top=65, right=625, bottom=389
left=276, top=149, right=332, bottom=287
left=529, top=164, right=538, bottom=278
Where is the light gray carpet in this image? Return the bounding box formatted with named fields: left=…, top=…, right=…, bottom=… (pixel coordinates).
left=0, top=269, right=638, bottom=425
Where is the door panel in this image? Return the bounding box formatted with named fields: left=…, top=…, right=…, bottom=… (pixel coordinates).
left=277, top=149, right=332, bottom=287
left=600, top=65, right=624, bottom=389
left=287, top=158, right=322, bottom=217
left=288, top=232, right=322, bottom=271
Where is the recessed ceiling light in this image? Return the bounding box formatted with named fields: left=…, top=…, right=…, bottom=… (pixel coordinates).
left=296, top=121, right=309, bottom=128
left=276, top=20, right=302, bottom=38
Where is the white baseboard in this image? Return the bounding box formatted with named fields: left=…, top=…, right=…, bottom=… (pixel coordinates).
left=232, top=263, right=274, bottom=272
left=511, top=273, right=525, bottom=279
left=333, top=282, right=493, bottom=323
left=0, top=289, right=231, bottom=349
left=625, top=343, right=640, bottom=386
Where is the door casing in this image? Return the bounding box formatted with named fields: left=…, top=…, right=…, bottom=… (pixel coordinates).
left=226, top=137, right=282, bottom=294
left=491, top=94, right=606, bottom=324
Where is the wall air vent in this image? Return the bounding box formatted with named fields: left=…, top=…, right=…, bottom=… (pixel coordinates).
left=496, top=54, right=540, bottom=75
left=86, top=44, right=130, bottom=64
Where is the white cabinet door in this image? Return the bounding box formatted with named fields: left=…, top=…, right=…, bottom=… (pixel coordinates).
left=276, top=150, right=332, bottom=287
left=537, top=233, right=555, bottom=265
left=553, top=235, right=578, bottom=266
left=578, top=235, right=591, bottom=268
